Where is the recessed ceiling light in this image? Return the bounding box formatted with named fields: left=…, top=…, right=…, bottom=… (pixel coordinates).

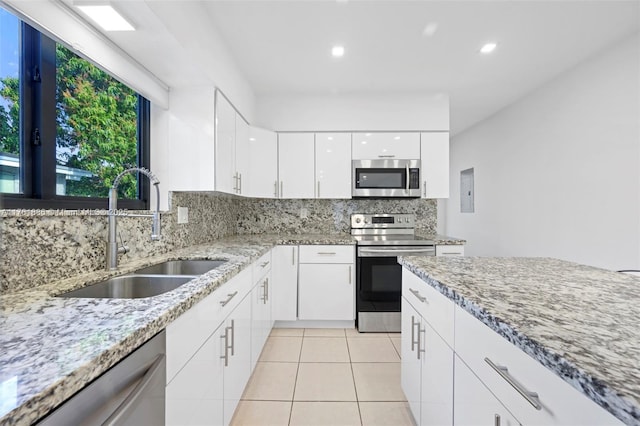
left=76, top=3, right=135, bottom=31
left=422, top=22, right=438, bottom=37
left=327, top=136, right=334, bottom=140
left=365, top=133, right=372, bottom=137
left=249, top=137, right=256, bottom=141
left=331, top=45, right=345, bottom=58
left=394, top=136, right=401, bottom=140
left=480, top=42, right=497, bottom=54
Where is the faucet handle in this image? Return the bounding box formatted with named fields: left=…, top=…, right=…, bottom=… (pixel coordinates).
left=117, top=231, right=129, bottom=255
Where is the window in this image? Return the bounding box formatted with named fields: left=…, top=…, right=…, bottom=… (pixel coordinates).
left=0, top=6, right=150, bottom=209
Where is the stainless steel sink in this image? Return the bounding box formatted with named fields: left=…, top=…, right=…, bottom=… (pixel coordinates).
left=57, top=275, right=194, bottom=299
left=133, top=259, right=227, bottom=276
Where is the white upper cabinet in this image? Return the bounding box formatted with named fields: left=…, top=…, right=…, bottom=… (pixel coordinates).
left=234, top=117, right=250, bottom=196
left=420, top=132, right=449, bottom=199
left=315, top=133, right=352, bottom=199
left=248, top=126, right=278, bottom=198
left=278, top=133, right=315, bottom=199
left=215, top=94, right=236, bottom=194
left=352, top=132, right=420, bottom=160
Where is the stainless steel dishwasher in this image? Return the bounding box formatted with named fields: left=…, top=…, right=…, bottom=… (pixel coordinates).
left=38, top=331, right=165, bottom=426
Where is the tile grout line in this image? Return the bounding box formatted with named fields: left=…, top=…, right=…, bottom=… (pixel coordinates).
left=345, top=330, right=365, bottom=426
left=287, top=331, right=305, bottom=425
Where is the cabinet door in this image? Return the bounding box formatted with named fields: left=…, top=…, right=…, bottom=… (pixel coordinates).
left=223, top=293, right=252, bottom=425
left=401, top=297, right=422, bottom=424
left=272, top=245, right=298, bottom=321
left=248, top=126, right=278, bottom=198
left=166, top=323, right=224, bottom=426
left=352, top=132, right=420, bottom=159
left=454, top=356, right=521, bottom=426
left=298, top=263, right=354, bottom=320
left=420, top=321, right=454, bottom=426
left=250, top=275, right=270, bottom=369
left=234, top=117, right=250, bottom=196
left=420, top=132, right=449, bottom=199
left=215, top=94, right=236, bottom=194
left=278, top=133, right=315, bottom=198
left=315, top=133, right=351, bottom=199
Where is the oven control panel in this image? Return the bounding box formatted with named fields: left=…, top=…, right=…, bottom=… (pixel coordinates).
left=351, top=213, right=415, bottom=229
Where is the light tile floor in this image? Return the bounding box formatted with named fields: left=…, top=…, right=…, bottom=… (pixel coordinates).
left=231, top=328, right=415, bottom=426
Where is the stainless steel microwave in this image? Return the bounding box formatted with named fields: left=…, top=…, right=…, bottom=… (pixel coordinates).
left=352, top=159, right=421, bottom=198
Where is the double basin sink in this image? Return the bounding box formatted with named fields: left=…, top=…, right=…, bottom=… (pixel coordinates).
left=58, top=260, right=226, bottom=299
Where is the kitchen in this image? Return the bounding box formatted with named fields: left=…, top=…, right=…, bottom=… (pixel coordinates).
left=0, top=1, right=638, bottom=425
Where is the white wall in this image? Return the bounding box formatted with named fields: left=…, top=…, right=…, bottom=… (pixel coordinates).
left=446, top=34, right=640, bottom=271
left=255, top=92, right=449, bottom=131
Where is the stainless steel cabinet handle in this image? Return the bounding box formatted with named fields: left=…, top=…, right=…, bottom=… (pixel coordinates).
left=411, top=316, right=419, bottom=352
left=102, top=354, right=165, bottom=426
left=317, top=252, right=336, bottom=255
left=495, top=414, right=501, bottom=426
left=230, top=319, right=236, bottom=356
left=264, top=278, right=269, bottom=303
left=274, top=181, right=278, bottom=197
left=261, top=261, right=270, bottom=268
left=220, top=291, right=238, bottom=306
left=440, top=252, right=460, bottom=256
left=409, top=288, right=427, bottom=303
left=485, top=357, right=542, bottom=410
left=280, top=181, right=283, bottom=198
left=423, top=180, right=426, bottom=197
left=378, top=155, right=395, bottom=158
left=232, top=172, right=238, bottom=192
left=221, top=329, right=230, bottom=366
left=348, top=265, right=352, bottom=284
left=418, top=324, right=426, bottom=359
left=238, top=173, right=242, bottom=194
left=317, top=181, right=320, bottom=197
left=292, top=247, right=295, bottom=265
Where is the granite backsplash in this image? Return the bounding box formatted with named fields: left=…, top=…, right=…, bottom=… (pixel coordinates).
left=0, top=192, right=436, bottom=293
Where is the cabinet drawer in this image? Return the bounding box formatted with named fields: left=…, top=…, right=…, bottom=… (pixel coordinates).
left=252, top=250, right=272, bottom=283
left=435, top=245, right=464, bottom=257
left=166, top=267, right=252, bottom=383
left=455, top=306, right=623, bottom=425
left=402, top=268, right=454, bottom=348
left=298, top=245, right=354, bottom=264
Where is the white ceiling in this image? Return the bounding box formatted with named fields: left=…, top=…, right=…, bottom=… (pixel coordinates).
left=65, top=0, right=639, bottom=134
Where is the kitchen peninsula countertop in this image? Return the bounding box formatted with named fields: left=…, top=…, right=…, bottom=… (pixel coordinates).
left=0, top=233, right=366, bottom=426
left=398, top=256, right=640, bottom=425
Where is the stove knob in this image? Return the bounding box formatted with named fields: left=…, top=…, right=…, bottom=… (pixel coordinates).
left=355, top=218, right=361, bottom=224
left=364, top=218, right=370, bottom=224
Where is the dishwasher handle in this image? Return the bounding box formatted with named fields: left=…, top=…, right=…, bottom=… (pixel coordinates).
left=102, top=354, right=165, bottom=426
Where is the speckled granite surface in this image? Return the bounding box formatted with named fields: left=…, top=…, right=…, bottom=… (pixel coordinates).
left=0, top=234, right=355, bottom=426
left=399, top=256, right=640, bottom=425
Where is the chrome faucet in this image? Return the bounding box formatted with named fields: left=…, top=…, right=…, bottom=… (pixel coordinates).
left=106, top=167, right=161, bottom=270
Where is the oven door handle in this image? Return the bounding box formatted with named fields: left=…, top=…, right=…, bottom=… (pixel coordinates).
left=358, top=248, right=435, bottom=256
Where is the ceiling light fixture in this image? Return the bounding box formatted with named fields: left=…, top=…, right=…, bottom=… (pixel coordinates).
left=480, top=42, right=497, bottom=54
left=75, top=3, right=135, bottom=31
left=422, top=22, right=438, bottom=37
left=331, top=45, right=345, bottom=58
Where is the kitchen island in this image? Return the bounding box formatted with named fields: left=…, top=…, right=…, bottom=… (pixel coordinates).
left=399, top=256, right=640, bottom=425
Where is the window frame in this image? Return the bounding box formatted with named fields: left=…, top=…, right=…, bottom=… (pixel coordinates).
left=0, top=20, right=150, bottom=210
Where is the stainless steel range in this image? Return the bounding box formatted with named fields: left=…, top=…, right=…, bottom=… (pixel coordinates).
left=352, top=213, right=435, bottom=333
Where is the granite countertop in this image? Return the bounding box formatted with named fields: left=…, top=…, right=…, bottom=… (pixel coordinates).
left=398, top=256, right=640, bottom=425
left=0, top=233, right=355, bottom=426
left=416, top=233, right=466, bottom=245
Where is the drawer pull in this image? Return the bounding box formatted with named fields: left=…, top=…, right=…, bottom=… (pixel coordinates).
left=409, top=288, right=427, bottom=303
left=220, top=291, right=238, bottom=307
left=411, top=316, right=419, bottom=352
left=317, top=252, right=337, bottom=255
left=495, top=414, right=501, bottom=426
left=484, top=357, right=542, bottom=410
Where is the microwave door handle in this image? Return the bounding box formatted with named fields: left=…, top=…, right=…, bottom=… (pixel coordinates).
left=406, top=164, right=410, bottom=192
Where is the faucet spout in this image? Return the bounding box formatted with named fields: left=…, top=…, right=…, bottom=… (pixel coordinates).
left=106, top=167, right=161, bottom=270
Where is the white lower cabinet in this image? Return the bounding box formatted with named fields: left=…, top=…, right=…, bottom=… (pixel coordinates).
left=454, top=356, right=520, bottom=426
left=166, top=251, right=276, bottom=426
left=401, top=296, right=454, bottom=426
left=271, top=245, right=298, bottom=321
left=435, top=245, right=465, bottom=257
left=401, top=268, right=624, bottom=426
left=298, top=245, right=355, bottom=321
left=166, top=322, right=225, bottom=426
left=223, top=293, right=252, bottom=425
